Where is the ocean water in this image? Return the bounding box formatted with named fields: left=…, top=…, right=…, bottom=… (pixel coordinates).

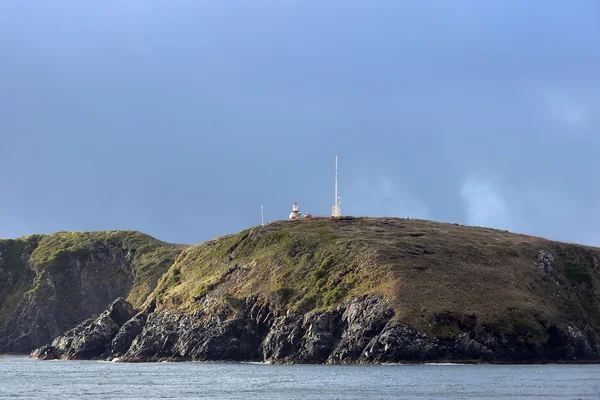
left=1, top=357, right=599, bottom=399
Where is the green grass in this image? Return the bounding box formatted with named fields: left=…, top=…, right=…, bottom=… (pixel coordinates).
left=563, top=263, right=593, bottom=285
left=1, top=230, right=185, bottom=320
left=0, top=235, right=45, bottom=325
left=151, top=219, right=363, bottom=312
left=147, top=217, right=600, bottom=340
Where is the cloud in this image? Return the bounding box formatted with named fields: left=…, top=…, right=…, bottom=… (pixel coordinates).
left=458, top=175, right=590, bottom=244
left=459, top=176, right=513, bottom=230
left=543, top=89, right=590, bottom=129
left=348, top=172, right=429, bottom=219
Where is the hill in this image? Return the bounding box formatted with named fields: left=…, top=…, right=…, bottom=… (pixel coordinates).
left=0, top=230, right=184, bottom=353
left=29, top=217, right=600, bottom=363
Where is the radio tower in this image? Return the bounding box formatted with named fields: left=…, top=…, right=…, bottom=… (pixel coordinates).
left=331, top=156, right=341, bottom=217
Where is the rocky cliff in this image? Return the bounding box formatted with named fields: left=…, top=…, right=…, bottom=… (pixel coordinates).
left=0, top=230, right=184, bottom=353
left=28, top=218, right=600, bottom=364
left=33, top=293, right=600, bottom=364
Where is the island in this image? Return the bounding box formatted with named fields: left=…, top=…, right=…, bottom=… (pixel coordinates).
left=1, top=217, right=598, bottom=363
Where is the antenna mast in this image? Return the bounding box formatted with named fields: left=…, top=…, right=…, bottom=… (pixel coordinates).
left=335, top=156, right=338, bottom=205
left=261, top=205, right=264, bottom=225
left=331, top=156, right=342, bottom=217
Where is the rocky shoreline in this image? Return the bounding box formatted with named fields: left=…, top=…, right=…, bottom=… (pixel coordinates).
left=30, top=295, right=600, bottom=364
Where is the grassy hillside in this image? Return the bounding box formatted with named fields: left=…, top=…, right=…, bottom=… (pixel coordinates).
left=151, top=217, right=600, bottom=340
left=0, top=235, right=44, bottom=326
left=0, top=230, right=186, bottom=352
left=26, top=230, right=186, bottom=307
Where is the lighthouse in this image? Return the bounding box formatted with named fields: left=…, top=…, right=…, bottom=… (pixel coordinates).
left=289, top=201, right=299, bottom=220
left=289, top=201, right=313, bottom=220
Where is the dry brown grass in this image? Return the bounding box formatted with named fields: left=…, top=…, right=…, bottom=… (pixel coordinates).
left=151, top=217, right=600, bottom=337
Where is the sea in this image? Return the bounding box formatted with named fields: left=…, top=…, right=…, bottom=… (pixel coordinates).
left=1, top=356, right=599, bottom=399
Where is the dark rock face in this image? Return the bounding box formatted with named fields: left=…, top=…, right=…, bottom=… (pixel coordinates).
left=30, top=344, right=59, bottom=360
left=123, top=307, right=265, bottom=362
left=329, top=295, right=393, bottom=362
left=110, top=306, right=154, bottom=357
left=261, top=311, right=304, bottom=362
left=30, top=298, right=134, bottom=360
left=0, top=243, right=139, bottom=354
left=31, top=294, right=600, bottom=364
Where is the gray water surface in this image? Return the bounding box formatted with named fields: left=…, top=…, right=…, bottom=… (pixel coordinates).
left=1, top=356, right=599, bottom=399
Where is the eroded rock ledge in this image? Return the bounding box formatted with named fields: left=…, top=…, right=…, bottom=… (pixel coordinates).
left=31, top=295, right=600, bottom=364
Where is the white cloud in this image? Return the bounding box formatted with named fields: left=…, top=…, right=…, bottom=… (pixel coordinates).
left=458, top=175, right=585, bottom=243
left=544, top=90, right=589, bottom=128
left=347, top=172, right=429, bottom=219
left=459, top=176, right=513, bottom=230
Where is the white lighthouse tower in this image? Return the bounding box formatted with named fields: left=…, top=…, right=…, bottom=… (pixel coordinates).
left=289, top=201, right=299, bottom=220
left=331, top=156, right=341, bottom=217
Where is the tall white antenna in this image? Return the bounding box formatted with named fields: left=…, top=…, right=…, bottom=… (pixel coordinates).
left=335, top=156, right=338, bottom=205
left=331, top=156, right=342, bottom=217
left=261, top=205, right=264, bottom=225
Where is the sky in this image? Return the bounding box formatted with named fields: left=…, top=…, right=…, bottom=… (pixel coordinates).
left=1, top=0, right=600, bottom=246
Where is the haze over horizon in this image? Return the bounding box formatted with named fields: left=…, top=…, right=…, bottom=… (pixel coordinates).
left=1, top=1, right=599, bottom=246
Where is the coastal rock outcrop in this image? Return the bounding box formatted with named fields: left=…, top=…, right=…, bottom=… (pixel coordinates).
left=32, top=294, right=600, bottom=364
left=31, top=298, right=135, bottom=360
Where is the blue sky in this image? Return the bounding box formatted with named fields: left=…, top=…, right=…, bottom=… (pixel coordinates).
left=1, top=0, right=599, bottom=246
